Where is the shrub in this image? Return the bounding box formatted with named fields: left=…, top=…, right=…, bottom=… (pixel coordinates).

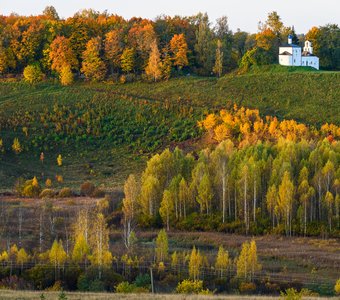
left=17, top=178, right=41, bottom=197
left=239, top=282, right=256, bottom=294
left=88, top=279, right=105, bottom=292
left=335, top=279, right=340, bottom=295
left=92, top=187, right=105, bottom=198
left=280, top=288, right=302, bottom=300
left=58, top=187, right=72, bottom=198
left=46, top=280, right=62, bottom=291
left=80, top=181, right=95, bottom=196
left=77, top=266, right=123, bottom=292
left=134, top=273, right=151, bottom=288
left=26, top=264, right=54, bottom=290
left=60, top=65, right=73, bottom=86
left=77, top=274, right=89, bottom=291
left=39, top=189, right=55, bottom=198
left=23, top=64, right=44, bottom=85
left=58, top=290, right=67, bottom=300
left=280, top=288, right=316, bottom=300
left=175, top=279, right=211, bottom=294
left=119, top=75, right=126, bottom=84
left=115, top=281, right=137, bottom=293
left=0, top=275, right=32, bottom=290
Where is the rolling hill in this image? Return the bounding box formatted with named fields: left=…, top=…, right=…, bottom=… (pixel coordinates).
left=0, top=69, right=339, bottom=191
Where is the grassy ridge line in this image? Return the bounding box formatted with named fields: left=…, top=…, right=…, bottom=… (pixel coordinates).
left=91, top=72, right=340, bottom=125
left=1, top=70, right=340, bottom=125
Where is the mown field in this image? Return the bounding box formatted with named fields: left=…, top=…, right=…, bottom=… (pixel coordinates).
left=0, top=70, right=339, bottom=192
left=0, top=290, right=314, bottom=300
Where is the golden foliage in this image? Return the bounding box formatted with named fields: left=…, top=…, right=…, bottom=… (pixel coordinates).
left=170, top=34, right=189, bottom=70
left=200, top=105, right=335, bottom=146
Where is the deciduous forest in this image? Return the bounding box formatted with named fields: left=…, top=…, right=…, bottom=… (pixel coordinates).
left=0, top=5, right=339, bottom=299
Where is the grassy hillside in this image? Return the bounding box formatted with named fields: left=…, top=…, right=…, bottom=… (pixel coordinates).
left=0, top=70, right=339, bottom=191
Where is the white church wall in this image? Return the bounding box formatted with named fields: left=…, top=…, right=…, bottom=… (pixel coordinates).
left=279, top=55, right=292, bottom=66
left=301, top=57, right=319, bottom=70
left=292, top=48, right=302, bottom=66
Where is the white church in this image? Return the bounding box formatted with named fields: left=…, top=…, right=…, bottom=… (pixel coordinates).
left=279, top=34, right=319, bottom=70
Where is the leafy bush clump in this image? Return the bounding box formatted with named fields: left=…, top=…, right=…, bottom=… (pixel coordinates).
left=23, top=65, right=44, bottom=85
left=77, top=267, right=123, bottom=292
left=92, top=187, right=105, bottom=198
left=134, top=273, right=151, bottom=288
left=115, top=281, right=149, bottom=293
left=58, top=187, right=73, bottom=198
left=175, top=279, right=211, bottom=295
left=280, top=288, right=318, bottom=300
left=16, top=177, right=41, bottom=197
left=335, top=278, right=340, bottom=295
left=39, top=189, right=55, bottom=198
left=80, top=181, right=95, bottom=197
left=239, top=282, right=256, bottom=294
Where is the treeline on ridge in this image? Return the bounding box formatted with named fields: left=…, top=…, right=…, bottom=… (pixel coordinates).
left=0, top=7, right=339, bottom=85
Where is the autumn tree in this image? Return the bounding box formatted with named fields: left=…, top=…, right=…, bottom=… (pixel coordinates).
left=211, top=140, right=234, bottom=222
left=120, top=48, right=135, bottom=73
left=139, top=175, right=160, bottom=217
left=178, top=178, right=189, bottom=219
left=240, top=162, right=251, bottom=234
left=17, top=248, right=29, bottom=271
left=278, top=171, right=294, bottom=236
left=195, top=13, right=214, bottom=74
left=73, top=210, right=90, bottom=244
left=72, top=233, right=90, bottom=265
left=297, top=167, right=314, bottom=236
left=145, top=40, right=162, bottom=82
left=12, top=138, right=22, bottom=154
left=160, top=189, right=175, bottom=231
left=170, top=34, right=188, bottom=71
left=89, top=213, right=112, bottom=279
left=81, top=37, right=107, bottom=81
left=263, top=11, right=284, bottom=41
left=43, top=6, right=59, bottom=20
left=171, top=251, right=179, bottom=274
left=155, top=229, right=168, bottom=263
left=0, top=42, right=16, bottom=74
left=324, top=191, right=334, bottom=231
left=127, top=21, right=156, bottom=69
left=122, top=174, right=139, bottom=249
left=237, top=239, right=260, bottom=282
left=213, top=39, right=223, bottom=77
left=49, top=239, right=67, bottom=280
left=160, top=45, right=172, bottom=80
left=49, top=36, right=78, bottom=73
left=0, top=138, right=4, bottom=154
left=196, top=174, right=213, bottom=215
left=215, top=245, right=229, bottom=278
left=104, top=29, right=123, bottom=74
left=189, top=246, right=202, bottom=280
left=57, top=154, right=62, bottom=166
left=59, top=64, right=74, bottom=86
left=266, top=185, right=277, bottom=229
left=9, top=244, right=18, bottom=276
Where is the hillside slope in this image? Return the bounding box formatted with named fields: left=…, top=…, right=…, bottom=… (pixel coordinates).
left=0, top=71, right=339, bottom=191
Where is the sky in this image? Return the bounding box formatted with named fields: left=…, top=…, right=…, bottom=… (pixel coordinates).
left=1, top=0, right=339, bottom=33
